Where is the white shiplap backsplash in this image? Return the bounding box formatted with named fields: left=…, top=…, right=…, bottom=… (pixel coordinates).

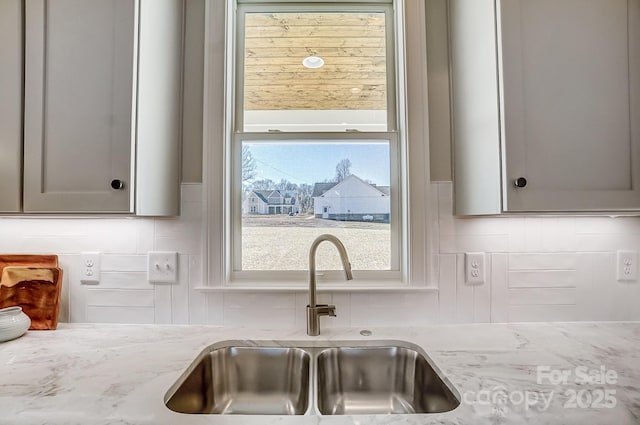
left=1, top=182, right=638, bottom=326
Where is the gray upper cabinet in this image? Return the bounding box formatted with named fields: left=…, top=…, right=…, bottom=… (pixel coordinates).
left=23, top=0, right=136, bottom=213
left=0, top=0, right=184, bottom=215
left=451, top=0, right=640, bottom=214
left=0, top=0, right=23, bottom=213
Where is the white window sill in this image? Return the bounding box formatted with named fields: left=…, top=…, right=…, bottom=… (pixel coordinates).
left=194, top=284, right=438, bottom=293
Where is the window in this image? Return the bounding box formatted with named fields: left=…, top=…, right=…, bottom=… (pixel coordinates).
left=237, top=6, right=395, bottom=132
left=204, top=0, right=433, bottom=288
left=239, top=140, right=395, bottom=272
left=231, top=0, right=401, bottom=282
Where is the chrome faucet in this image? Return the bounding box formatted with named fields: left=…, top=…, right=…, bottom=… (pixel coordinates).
left=307, top=234, right=353, bottom=336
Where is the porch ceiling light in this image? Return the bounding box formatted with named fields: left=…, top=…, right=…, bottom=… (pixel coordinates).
left=302, top=55, right=324, bottom=69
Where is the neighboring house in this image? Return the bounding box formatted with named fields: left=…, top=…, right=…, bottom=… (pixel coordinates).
left=312, top=175, right=390, bottom=222
left=243, top=189, right=300, bottom=215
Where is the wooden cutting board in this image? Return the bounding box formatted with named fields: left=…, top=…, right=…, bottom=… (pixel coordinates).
left=0, top=255, right=58, bottom=273
left=0, top=255, right=62, bottom=330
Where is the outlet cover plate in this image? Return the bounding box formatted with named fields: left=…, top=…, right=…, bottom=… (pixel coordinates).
left=80, top=252, right=101, bottom=284
left=148, top=251, right=178, bottom=283
left=617, top=250, right=638, bottom=282
left=465, top=252, right=485, bottom=284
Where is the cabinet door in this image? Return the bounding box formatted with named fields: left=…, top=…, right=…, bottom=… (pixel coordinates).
left=0, top=0, right=23, bottom=213
left=499, top=0, right=640, bottom=212
left=23, top=0, right=136, bottom=213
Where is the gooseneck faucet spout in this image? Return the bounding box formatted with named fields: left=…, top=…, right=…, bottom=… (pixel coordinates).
left=307, top=234, right=353, bottom=336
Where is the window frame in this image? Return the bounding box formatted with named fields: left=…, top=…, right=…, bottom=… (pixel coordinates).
left=202, top=0, right=435, bottom=290
left=232, top=133, right=402, bottom=284
left=232, top=1, right=402, bottom=284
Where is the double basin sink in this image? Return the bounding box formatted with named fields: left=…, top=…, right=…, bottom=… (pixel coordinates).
left=165, top=340, right=460, bottom=416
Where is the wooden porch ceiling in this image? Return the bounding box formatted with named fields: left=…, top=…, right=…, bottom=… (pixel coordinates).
left=244, top=12, right=388, bottom=111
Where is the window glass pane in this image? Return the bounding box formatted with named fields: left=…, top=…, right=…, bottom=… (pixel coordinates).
left=243, top=12, right=388, bottom=132
left=241, top=141, right=391, bottom=270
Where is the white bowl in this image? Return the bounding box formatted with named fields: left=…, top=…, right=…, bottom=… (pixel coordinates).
left=0, top=306, right=31, bottom=342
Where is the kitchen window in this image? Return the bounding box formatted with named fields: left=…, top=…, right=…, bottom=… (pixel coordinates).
left=203, top=0, right=433, bottom=288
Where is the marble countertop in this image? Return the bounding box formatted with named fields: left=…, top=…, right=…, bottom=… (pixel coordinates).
left=0, top=322, right=639, bottom=425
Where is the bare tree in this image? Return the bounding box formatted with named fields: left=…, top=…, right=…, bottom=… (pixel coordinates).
left=297, top=183, right=314, bottom=214
left=242, top=146, right=257, bottom=183
left=251, top=178, right=275, bottom=190
left=334, top=158, right=352, bottom=182
left=275, top=178, right=297, bottom=191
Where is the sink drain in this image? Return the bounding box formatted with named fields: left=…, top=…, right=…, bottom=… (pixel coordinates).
left=359, top=329, right=372, bottom=336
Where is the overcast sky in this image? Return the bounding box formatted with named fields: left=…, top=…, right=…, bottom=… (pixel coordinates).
left=244, top=141, right=391, bottom=186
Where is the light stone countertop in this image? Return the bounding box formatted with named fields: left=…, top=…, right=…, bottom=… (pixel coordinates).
left=0, top=322, right=639, bottom=425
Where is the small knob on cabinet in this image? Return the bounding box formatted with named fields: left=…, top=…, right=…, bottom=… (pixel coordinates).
left=513, top=177, right=527, bottom=188
left=110, top=179, right=124, bottom=190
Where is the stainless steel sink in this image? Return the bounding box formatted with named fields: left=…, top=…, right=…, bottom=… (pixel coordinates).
left=317, top=346, right=460, bottom=415
left=165, top=346, right=311, bottom=415
left=165, top=341, right=459, bottom=416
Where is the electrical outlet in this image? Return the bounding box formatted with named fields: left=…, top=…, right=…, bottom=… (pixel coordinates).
left=465, top=252, right=485, bottom=284
left=80, top=252, right=101, bottom=284
left=617, top=250, right=637, bottom=282
left=148, top=251, right=178, bottom=283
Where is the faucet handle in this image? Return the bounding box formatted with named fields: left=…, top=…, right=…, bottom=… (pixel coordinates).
left=315, top=304, right=337, bottom=317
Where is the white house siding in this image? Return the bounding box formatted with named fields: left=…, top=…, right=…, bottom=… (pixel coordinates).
left=241, top=194, right=263, bottom=215
left=242, top=190, right=300, bottom=215
left=242, top=193, right=265, bottom=215
left=313, top=175, right=390, bottom=222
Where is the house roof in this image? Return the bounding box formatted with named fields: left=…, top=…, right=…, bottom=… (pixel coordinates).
left=312, top=175, right=388, bottom=198
left=375, top=186, right=390, bottom=196
left=252, top=190, right=271, bottom=203
left=311, top=182, right=337, bottom=198
left=250, top=189, right=298, bottom=205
